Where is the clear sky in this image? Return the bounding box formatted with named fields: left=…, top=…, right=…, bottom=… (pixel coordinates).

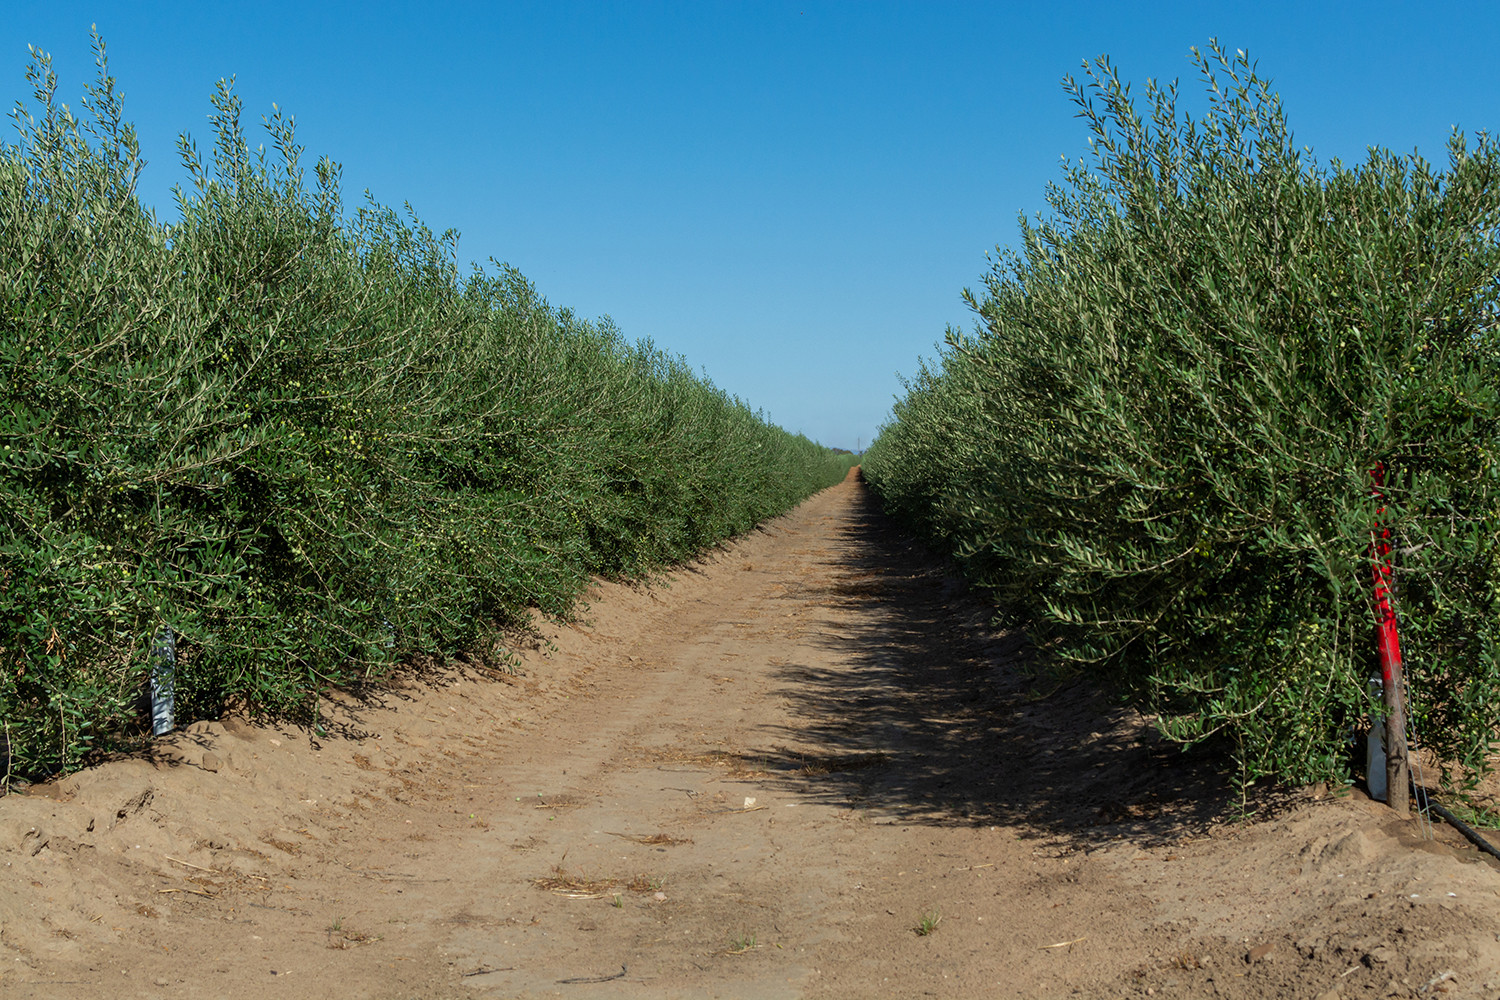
left=6, top=2, right=1499, bottom=451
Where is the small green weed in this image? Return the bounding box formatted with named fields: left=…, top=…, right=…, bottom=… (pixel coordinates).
left=1434, top=795, right=1500, bottom=830
left=726, top=933, right=758, bottom=955
left=914, top=910, right=941, bottom=936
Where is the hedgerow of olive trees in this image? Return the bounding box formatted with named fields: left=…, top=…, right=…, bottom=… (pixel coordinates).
left=865, top=42, right=1500, bottom=787
left=0, top=34, right=855, bottom=779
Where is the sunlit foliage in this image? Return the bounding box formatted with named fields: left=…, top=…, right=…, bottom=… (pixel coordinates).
left=865, top=43, right=1500, bottom=787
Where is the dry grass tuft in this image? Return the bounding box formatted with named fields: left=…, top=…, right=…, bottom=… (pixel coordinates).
left=795, top=751, right=890, bottom=775
left=532, top=867, right=663, bottom=899
left=326, top=929, right=379, bottom=949
left=608, top=831, right=693, bottom=846
left=529, top=793, right=583, bottom=810
left=623, top=744, right=770, bottom=779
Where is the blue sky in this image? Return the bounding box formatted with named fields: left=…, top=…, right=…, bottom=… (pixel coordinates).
left=6, top=2, right=1499, bottom=450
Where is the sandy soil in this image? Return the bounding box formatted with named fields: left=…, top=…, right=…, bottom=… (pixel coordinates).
left=3, top=471, right=1500, bottom=1000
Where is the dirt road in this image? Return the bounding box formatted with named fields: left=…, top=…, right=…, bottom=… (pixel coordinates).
left=4, top=473, right=1500, bottom=999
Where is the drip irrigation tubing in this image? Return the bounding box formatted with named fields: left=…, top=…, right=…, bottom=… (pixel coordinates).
left=1415, top=788, right=1500, bottom=862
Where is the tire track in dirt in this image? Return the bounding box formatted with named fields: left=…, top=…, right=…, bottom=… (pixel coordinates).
left=4, top=472, right=1500, bottom=999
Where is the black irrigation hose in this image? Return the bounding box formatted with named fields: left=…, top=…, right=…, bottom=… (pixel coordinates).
left=1415, top=787, right=1500, bottom=862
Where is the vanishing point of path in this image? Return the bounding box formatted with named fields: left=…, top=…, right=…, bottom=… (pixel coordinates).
left=5, top=471, right=1499, bottom=1000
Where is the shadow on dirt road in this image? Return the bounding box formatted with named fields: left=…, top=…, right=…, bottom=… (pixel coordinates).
left=756, top=480, right=1250, bottom=848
